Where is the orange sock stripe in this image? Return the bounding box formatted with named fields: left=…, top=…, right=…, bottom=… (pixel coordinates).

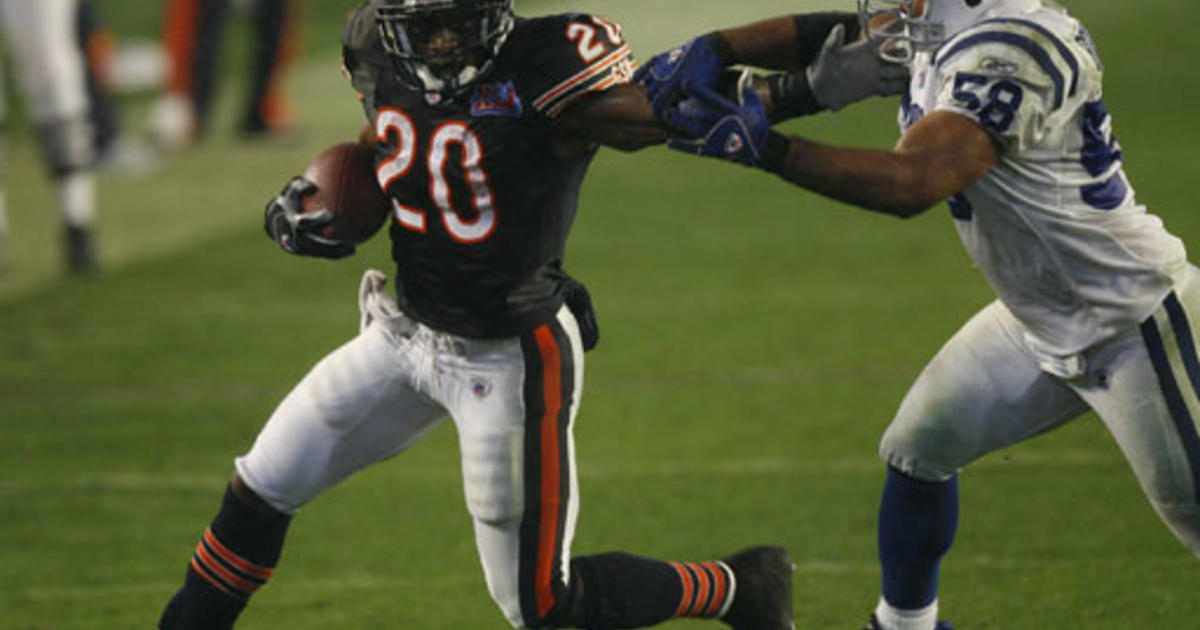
left=203, top=528, right=274, bottom=580
left=189, top=557, right=233, bottom=597
left=702, top=561, right=730, bottom=617
left=194, top=543, right=263, bottom=596
left=670, top=561, right=695, bottom=618
left=686, top=562, right=712, bottom=617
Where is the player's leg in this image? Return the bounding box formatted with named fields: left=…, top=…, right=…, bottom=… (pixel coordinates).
left=870, top=301, right=1089, bottom=630
left=449, top=307, right=792, bottom=630
left=157, top=278, right=449, bottom=629
left=239, top=0, right=297, bottom=137
left=0, top=0, right=99, bottom=272
left=154, top=0, right=230, bottom=146
left=1076, top=266, right=1200, bottom=556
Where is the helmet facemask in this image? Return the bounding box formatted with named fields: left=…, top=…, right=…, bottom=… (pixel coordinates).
left=376, top=0, right=514, bottom=103
left=857, top=0, right=947, bottom=64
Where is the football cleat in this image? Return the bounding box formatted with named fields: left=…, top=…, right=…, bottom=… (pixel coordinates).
left=720, top=546, right=795, bottom=630
left=861, top=613, right=954, bottom=630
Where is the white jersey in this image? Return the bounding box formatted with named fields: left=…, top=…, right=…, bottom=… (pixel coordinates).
left=899, top=1, right=1189, bottom=357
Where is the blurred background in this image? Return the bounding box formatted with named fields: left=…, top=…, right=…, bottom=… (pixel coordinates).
left=0, top=1, right=1197, bottom=628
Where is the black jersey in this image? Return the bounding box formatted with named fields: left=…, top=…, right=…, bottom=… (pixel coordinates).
left=341, top=3, right=635, bottom=339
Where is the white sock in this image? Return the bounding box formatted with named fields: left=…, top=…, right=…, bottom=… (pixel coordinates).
left=874, top=597, right=938, bottom=630
left=56, top=172, right=95, bottom=227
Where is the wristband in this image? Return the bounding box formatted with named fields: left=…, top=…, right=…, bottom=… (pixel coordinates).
left=760, top=131, right=791, bottom=173
left=767, top=72, right=825, bottom=121
left=701, top=31, right=736, bottom=65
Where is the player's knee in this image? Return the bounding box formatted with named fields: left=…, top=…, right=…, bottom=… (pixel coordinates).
left=36, top=117, right=95, bottom=177
left=879, top=419, right=964, bottom=482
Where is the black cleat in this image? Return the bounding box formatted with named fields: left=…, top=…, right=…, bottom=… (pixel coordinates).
left=721, top=546, right=795, bottom=630
left=861, top=613, right=954, bottom=630
left=64, top=225, right=98, bottom=274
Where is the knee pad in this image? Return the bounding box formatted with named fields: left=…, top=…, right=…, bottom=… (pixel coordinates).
left=36, top=117, right=95, bottom=177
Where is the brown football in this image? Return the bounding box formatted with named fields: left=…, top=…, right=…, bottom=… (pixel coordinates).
left=302, top=142, right=392, bottom=244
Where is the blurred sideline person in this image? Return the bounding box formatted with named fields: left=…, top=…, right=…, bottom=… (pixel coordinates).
left=0, top=0, right=99, bottom=273
left=153, top=2, right=901, bottom=629
left=641, top=0, right=1200, bottom=629
left=151, top=0, right=301, bottom=148
left=76, top=0, right=161, bottom=174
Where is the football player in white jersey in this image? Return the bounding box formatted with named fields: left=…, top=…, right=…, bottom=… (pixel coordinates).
left=640, top=1, right=1200, bottom=629
left=0, top=0, right=99, bottom=273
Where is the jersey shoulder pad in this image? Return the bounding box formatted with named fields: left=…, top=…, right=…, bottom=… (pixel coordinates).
left=342, top=2, right=388, bottom=100
left=502, top=13, right=636, bottom=119
left=933, top=17, right=1083, bottom=111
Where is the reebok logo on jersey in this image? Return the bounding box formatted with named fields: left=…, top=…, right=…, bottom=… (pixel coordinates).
left=980, top=57, right=1019, bottom=75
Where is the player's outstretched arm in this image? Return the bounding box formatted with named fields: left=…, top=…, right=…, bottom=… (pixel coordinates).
left=551, top=83, right=668, bottom=154
left=666, top=79, right=997, bottom=218
left=637, top=13, right=906, bottom=122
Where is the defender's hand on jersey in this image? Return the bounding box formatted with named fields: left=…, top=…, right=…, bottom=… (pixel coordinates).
left=666, top=71, right=787, bottom=170
left=807, top=24, right=909, bottom=111
left=263, top=177, right=356, bottom=259
left=635, top=35, right=730, bottom=119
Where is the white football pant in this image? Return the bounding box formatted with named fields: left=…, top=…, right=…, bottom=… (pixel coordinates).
left=236, top=270, right=583, bottom=627
left=882, top=264, right=1200, bottom=554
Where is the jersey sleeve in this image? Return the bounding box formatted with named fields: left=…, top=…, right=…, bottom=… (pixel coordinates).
left=519, top=14, right=637, bottom=119
left=930, top=21, right=1081, bottom=153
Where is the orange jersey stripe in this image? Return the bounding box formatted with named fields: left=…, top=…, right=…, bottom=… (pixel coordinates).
left=533, top=325, right=564, bottom=619
left=203, top=528, right=274, bottom=580
left=533, top=45, right=632, bottom=111
left=670, top=561, right=695, bottom=618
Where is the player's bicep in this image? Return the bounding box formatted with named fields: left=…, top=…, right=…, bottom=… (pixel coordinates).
left=895, top=111, right=998, bottom=204
left=552, top=83, right=666, bottom=154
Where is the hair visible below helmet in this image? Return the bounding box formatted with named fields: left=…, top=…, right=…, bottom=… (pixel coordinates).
left=376, top=0, right=514, bottom=102
left=858, top=0, right=1039, bottom=63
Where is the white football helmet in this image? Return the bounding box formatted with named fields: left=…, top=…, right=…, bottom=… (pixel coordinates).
left=858, top=0, right=1041, bottom=63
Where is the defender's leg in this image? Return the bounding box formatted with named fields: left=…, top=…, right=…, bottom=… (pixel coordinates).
left=871, top=301, right=1088, bottom=630
left=1079, top=267, right=1200, bottom=556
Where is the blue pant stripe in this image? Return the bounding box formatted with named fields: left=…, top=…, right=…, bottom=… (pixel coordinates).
left=1164, top=293, right=1200, bottom=403
left=1141, top=307, right=1200, bottom=504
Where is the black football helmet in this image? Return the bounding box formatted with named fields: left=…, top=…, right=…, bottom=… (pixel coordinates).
left=375, top=0, right=514, bottom=101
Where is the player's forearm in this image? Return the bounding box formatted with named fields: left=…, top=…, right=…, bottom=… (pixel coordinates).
left=717, top=13, right=860, bottom=71
left=769, top=137, right=943, bottom=218
left=554, top=83, right=669, bottom=154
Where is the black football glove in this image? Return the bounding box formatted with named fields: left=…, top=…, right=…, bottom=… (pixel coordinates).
left=263, top=176, right=356, bottom=259
left=564, top=277, right=599, bottom=352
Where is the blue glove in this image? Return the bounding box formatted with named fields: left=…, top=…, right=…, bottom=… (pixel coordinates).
left=665, top=71, right=788, bottom=170
left=634, top=34, right=730, bottom=119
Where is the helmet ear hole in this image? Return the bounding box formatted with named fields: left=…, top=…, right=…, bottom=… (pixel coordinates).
left=965, top=0, right=983, bottom=6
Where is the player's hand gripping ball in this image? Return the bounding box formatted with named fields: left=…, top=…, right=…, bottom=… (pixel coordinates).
left=264, top=142, right=391, bottom=259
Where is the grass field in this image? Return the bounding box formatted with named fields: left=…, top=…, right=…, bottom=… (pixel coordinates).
left=1, top=1, right=1198, bottom=628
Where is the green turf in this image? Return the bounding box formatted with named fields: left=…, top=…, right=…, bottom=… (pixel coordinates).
left=1, top=1, right=1198, bottom=628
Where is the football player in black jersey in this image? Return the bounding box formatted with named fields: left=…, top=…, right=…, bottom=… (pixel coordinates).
left=155, top=2, right=902, bottom=629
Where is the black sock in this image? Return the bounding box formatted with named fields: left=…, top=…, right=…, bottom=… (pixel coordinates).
left=157, top=484, right=291, bottom=630
left=560, top=552, right=733, bottom=630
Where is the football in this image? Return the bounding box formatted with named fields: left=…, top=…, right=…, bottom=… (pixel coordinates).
left=302, top=142, right=392, bottom=244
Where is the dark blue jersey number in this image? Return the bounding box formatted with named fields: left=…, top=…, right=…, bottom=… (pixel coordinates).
left=952, top=72, right=1025, bottom=134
